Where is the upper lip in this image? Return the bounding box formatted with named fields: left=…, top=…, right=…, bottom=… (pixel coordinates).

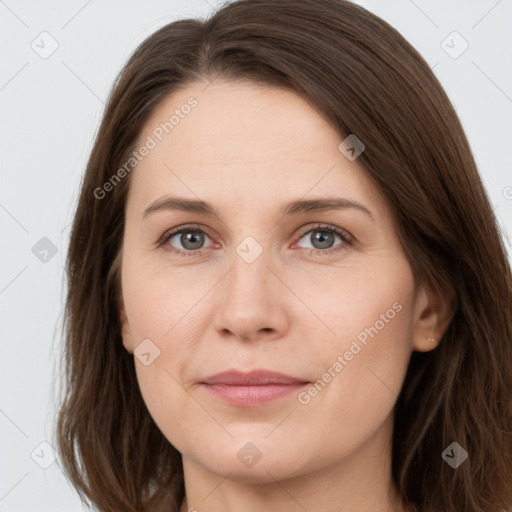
left=200, top=369, right=309, bottom=386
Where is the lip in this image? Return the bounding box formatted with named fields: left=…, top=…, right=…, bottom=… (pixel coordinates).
left=201, top=369, right=308, bottom=386
left=199, top=369, right=310, bottom=407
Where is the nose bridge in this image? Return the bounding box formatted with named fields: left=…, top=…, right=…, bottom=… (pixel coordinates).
left=213, top=233, right=288, bottom=340
left=226, top=235, right=273, bottom=306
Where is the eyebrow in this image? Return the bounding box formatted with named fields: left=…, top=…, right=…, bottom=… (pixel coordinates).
left=142, top=196, right=374, bottom=222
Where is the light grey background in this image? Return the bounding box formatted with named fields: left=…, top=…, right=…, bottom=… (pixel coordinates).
left=1, top=0, right=511, bottom=510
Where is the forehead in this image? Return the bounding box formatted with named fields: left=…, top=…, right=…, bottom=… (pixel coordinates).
left=128, top=80, right=383, bottom=214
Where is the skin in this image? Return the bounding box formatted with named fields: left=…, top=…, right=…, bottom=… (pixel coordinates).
left=118, top=80, right=453, bottom=512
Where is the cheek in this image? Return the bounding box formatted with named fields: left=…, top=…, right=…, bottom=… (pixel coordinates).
left=121, top=259, right=210, bottom=444
left=298, top=256, right=415, bottom=416
left=133, top=359, right=191, bottom=441
left=292, top=290, right=414, bottom=467
left=122, top=256, right=200, bottom=345
left=301, top=253, right=414, bottom=353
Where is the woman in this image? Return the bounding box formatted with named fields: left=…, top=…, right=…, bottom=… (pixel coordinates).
left=55, top=1, right=512, bottom=511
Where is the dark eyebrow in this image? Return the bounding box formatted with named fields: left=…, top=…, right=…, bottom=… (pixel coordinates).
left=142, top=196, right=374, bottom=222
left=142, top=196, right=217, bottom=219
left=280, top=197, right=374, bottom=222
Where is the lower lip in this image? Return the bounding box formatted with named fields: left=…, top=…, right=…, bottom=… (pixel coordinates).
left=200, top=383, right=308, bottom=406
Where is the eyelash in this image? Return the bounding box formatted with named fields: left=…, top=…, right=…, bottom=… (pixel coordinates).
left=157, top=223, right=354, bottom=258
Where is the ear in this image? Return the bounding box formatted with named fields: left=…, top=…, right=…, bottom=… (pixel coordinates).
left=412, top=279, right=456, bottom=352
left=117, top=289, right=135, bottom=354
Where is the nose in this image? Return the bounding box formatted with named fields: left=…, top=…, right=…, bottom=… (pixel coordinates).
left=213, top=249, right=290, bottom=343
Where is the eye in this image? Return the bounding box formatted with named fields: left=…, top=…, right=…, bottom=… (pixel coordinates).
left=294, top=224, right=353, bottom=254
left=158, top=224, right=215, bottom=257
left=158, top=222, right=353, bottom=258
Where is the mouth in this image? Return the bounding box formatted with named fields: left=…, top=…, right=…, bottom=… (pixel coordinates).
left=199, top=369, right=310, bottom=407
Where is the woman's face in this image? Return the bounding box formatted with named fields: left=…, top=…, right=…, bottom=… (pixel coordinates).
left=119, top=80, right=441, bottom=490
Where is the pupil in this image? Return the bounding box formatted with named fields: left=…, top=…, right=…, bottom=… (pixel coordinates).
left=182, top=231, right=203, bottom=250
left=312, top=230, right=333, bottom=249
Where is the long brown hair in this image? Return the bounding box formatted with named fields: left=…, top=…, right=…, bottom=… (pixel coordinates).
left=54, top=1, right=512, bottom=510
